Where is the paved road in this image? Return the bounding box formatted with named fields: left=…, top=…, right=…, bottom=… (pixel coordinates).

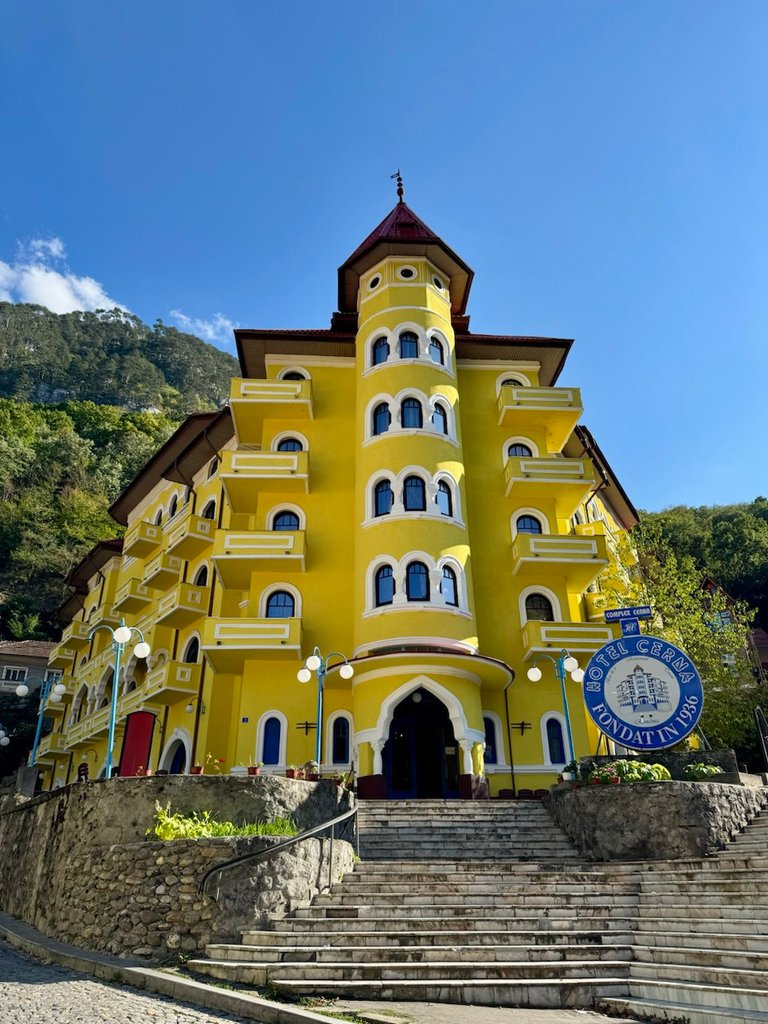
left=0, top=940, right=251, bottom=1024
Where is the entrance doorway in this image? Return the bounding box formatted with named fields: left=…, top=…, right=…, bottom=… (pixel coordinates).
left=383, top=688, right=460, bottom=798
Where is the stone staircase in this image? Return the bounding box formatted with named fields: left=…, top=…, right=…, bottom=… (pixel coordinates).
left=187, top=797, right=768, bottom=1018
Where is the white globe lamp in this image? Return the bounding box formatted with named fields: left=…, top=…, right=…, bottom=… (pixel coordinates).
left=297, top=668, right=312, bottom=684
left=339, top=663, right=354, bottom=680
left=563, top=655, right=579, bottom=673
left=527, top=666, right=542, bottom=682
left=306, top=654, right=321, bottom=671
left=134, top=641, right=151, bottom=660
left=114, top=625, right=132, bottom=645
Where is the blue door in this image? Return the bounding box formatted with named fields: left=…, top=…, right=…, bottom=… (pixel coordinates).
left=383, top=688, right=460, bottom=799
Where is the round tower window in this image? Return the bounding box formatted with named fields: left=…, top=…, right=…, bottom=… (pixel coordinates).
left=433, top=276, right=444, bottom=290
left=368, top=275, right=381, bottom=290
left=398, top=266, right=416, bottom=280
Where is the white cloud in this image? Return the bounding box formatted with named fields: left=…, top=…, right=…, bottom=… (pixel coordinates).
left=0, top=236, right=128, bottom=314
left=170, top=309, right=239, bottom=347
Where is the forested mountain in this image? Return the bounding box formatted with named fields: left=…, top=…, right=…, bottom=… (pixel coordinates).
left=0, top=302, right=238, bottom=413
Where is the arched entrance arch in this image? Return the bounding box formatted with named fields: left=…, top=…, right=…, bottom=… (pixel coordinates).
left=159, top=729, right=192, bottom=774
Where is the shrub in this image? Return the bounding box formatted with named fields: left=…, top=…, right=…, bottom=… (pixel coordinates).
left=681, top=762, right=723, bottom=781
left=147, top=801, right=298, bottom=841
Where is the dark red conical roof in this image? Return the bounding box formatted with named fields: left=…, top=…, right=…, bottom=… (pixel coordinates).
left=338, top=201, right=474, bottom=316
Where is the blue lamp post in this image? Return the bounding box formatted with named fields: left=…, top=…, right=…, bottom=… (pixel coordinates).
left=89, top=618, right=150, bottom=781
left=526, top=649, right=585, bottom=765
left=15, top=674, right=68, bottom=766
left=297, top=647, right=354, bottom=767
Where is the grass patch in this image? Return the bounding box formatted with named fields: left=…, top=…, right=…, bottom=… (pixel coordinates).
left=148, top=801, right=298, bottom=841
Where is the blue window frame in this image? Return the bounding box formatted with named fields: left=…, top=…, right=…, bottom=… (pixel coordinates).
left=516, top=515, right=542, bottom=534
left=277, top=437, right=303, bottom=452
left=374, top=480, right=393, bottom=517
left=406, top=561, right=430, bottom=602
left=429, top=337, right=444, bottom=365
left=263, top=716, right=281, bottom=765
left=440, top=566, right=458, bottom=607
left=436, top=480, right=453, bottom=517
left=508, top=443, right=532, bottom=458
left=372, top=337, right=389, bottom=365
left=546, top=718, right=565, bottom=765
left=375, top=565, right=395, bottom=606
left=372, top=402, right=391, bottom=436
left=525, top=593, right=554, bottom=622
left=484, top=717, right=498, bottom=764
left=401, top=398, right=423, bottom=429
left=399, top=332, right=418, bottom=359
left=273, top=510, right=300, bottom=531
left=403, top=475, right=426, bottom=511
left=432, top=403, right=448, bottom=435
left=266, top=590, right=295, bottom=618
left=332, top=717, right=350, bottom=765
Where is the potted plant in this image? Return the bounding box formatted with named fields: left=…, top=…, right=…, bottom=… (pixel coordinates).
left=190, top=762, right=204, bottom=775
left=285, top=764, right=297, bottom=779
left=333, top=770, right=346, bottom=788
left=247, top=761, right=263, bottom=776
left=206, top=753, right=224, bottom=774
left=561, top=760, right=578, bottom=782
left=305, top=760, right=320, bottom=782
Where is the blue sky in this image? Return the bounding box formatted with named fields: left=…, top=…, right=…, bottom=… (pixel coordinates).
left=1, top=2, right=766, bottom=512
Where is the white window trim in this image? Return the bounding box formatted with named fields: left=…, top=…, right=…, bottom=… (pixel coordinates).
left=510, top=507, right=550, bottom=539
left=366, top=552, right=469, bottom=615
left=541, top=711, right=568, bottom=767
left=276, top=366, right=310, bottom=381
left=518, top=584, right=562, bottom=626
left=496, top=370, right=532, bottom=394
left=364, top=388, right=457, bottom=444
left=503, top=436, right=539, bottom=462
left=256, top=710, right=288, bottom=771
left=258, top=582, right=302, bottom=619
left=481, top=710, right=509, bottom=769
left=266, top=503, right=307, bottom=531
left=159, top=729, right=193, bottom=773
left=191, top=562, right=210, bottom=588
left=181, top=632, right=202, bottom=663
left=326, top=710, right=354, bottom=768
left=1, top=666, right=28, bottom=682
left=271, top=429, right=309, bottom=452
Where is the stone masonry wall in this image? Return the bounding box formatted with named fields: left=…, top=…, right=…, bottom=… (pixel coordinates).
left=0, top=776, right=355, bottom=959
left=548, top=780, right=766, bottom=861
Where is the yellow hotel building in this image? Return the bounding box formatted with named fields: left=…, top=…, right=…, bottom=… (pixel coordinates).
left=40, top=196, right=637, bottom=797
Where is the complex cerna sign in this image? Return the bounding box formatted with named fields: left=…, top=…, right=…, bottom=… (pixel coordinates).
left=583, top=635, right=703, bottom=750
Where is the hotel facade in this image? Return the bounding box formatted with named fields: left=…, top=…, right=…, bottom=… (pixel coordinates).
left=40, top=197, right=637, bottom=797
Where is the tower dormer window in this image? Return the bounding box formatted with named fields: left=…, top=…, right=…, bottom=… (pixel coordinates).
left=432, top=402, right=448, bottom=435
left=399, top=332, right=418, bottom=359
left=428, top=337, right=444, bottom=365
left=372, top=337, right=389, bottom=366
left=436, top=480, right=453, bottom=517
left=406, top=561, right=430, bottom=602
left=372, top=402, right=391, bottom=436
left=508, top=443, right=533, bottom=458
left=277, top=437, right=303, bottom=452
left=398, top=266, right=416, bottom=280
left=368, top=274, right=381, bottom=290
left=374, top=480, right=393, bottom=517
left=401, top=397, right=423, bottom=429
left=403, top=475, right=426, bottom=511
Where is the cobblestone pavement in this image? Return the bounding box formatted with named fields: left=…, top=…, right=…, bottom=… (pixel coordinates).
left=0, top=940, right=251, bottom=1024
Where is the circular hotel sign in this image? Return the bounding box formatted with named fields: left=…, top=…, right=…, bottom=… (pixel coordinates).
left=583, top=635, right=703, bottom=750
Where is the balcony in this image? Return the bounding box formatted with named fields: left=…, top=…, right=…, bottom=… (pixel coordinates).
left=504, top=456, right=595, bottom=518
left=230, top=378, right=313, bottom=445
left=123, top=519, right=162, bottom=558
left=221, top=450, right=309, bottom=512
left=49, top=642, right=78, bottom=671
left=114, top=578, right=153, bottom=615
left=585, top=591, right=610, bottom=621
left=61, top=620, right=91, bottom=651
left=166, top=508, right=216, bottom=560
left=36, top=732, right=70, bottom=761
left=143, top=552, right=184, bottom=591
left=511, top=532, right=609, bottom=592
left=143, top=660, right=201, bottom=704
left=202, top=617, right=302, bottom=673
left=498, top=385, right=582, bottom=452
left=88, top=603, right=120, bottom=632
left=156, top=582, right=210, bottom=628
left=66, top=705, right=116, bottom=748
left=213, top=530, right=306, bottom=589
left=521, top=619, right=618, bottom=661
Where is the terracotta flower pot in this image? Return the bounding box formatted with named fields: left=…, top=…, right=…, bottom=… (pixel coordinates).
left=285, top=769, right=296, bottom=779
left=247, top=766, right=261, bottom=776
left=191, top=765, right=203, bottom=775
left=307, top=772, right=319, bottom=782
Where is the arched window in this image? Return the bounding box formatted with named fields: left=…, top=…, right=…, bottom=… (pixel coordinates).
left=182, top=637, right=200, bottom=663
left=436, top=480, right=453, bottom=517
left=201, top=499, right=216, bottom=521
left=372, top=337, right=389, bottom=366
left=273, top=510, right=300, bottom=531
left=266, top=590, right=295, bottom=618
left=516, top=514, right=542, bottom=535
left=432, top=403, right=448, bottom=435
left=282, top=371, right=306, bottom=380
left=440, top=565, right=458, bottom=607
left=154, top=509, right=163, bottom=525
left=399, top=331, right=418, bottom=359
left=403, top=475, right=426, bottom=511
left=332, top=717, right=350, bottom=765
left=525, top=593, right=554, bottom=622
left=508, top=443, right=533, bottom=458
left=193, top=565, right=208, bottom=587
left=401, top=398, right=423, bottom=429
left=374, top=480, right=393, bottom=517
left=262, top=716, right=281, bottom=766
left=502, top=377, right=524, bottom=387
left=573, top=509, right=584, bottom=526
left=277, top=437, right=303, bottom=452
left=168, top=495, right=178, bottom=519
left=428, top=337, right=444, bottom=365
left=406, top=561, right=430, bottom=602
left=207, top=458, right=219, bottom=479
left=484, top=716, right=498, bottom=764
left=546, top=718, right=566, bottom=764
left=374, top=566, right=395, bottom=607
left=372, top=402, right=391, bottom=436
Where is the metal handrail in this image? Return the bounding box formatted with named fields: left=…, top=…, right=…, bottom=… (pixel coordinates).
left=198, top=803, right=359, bottom=900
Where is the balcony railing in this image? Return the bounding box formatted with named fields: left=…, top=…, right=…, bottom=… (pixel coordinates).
left=230, top=378, right=313, bottom=445
left=521, top=619, right=618, bottom=660
left=213, top=530, right=306, bottom=589
left=143, top=552, right=184, bottom=591
left=61, top=620, right=91, bottom=651
left=221, top=450, right=309, bottom=512
left=36, top=732, right=70, bottom=760
left=143, top=660, right=201, bottom=704
left=66, top=705, right=116, bottom=747
left=504, top=456, right=595, bottom=518
left=48, top=643, right=78, bottom=671
left=511, top=532, right=609, bottom=591
left=114, top=578, right=153, bottom=614
left=123, top=519, right=162, bottom=558
left=202, top=617, right=302, bottom=672
left=156, top=582, right=210, bottom=628
left=166, top=508, right=217, bottom=560
left=497, top=385, right=582, bottom=452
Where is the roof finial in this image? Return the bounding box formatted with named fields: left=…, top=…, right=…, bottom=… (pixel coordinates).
left=390, top=169, right=404, bottom=203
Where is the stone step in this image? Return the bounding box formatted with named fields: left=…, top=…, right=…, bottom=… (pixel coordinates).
left=643, top=881, right=768, bottom=894
left=205, top=941, right=632, bottom=964
left=240, top=927, right=634, bottom=948
left=326, top=882, right=639, bottom=897
left=293, top=902, right=638, bottom=920
left=635, top=932, right=768, bottom=955
left=627, top=977, right=768, bottom=1014
left=631, top=960, right=768, bottom=990
left=349, top=860, right=592, bottom=873
left=253, top=914, right=638, bottom=933
left=187, top=957, right=632, bottom=986
left=635, top=916, right=768, bottom=936
left=634, top=944, right=768, bottom=972
left=636, top=903, right=768, bottom=920
left=314, top=893, right=639, bottom=908
left=601, top=996, right=768, bottom=1024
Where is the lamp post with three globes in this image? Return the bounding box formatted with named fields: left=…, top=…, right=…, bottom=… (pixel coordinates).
left=297, top=647, right=354, bottom=768
left=14, top=674, right=68, bottom=766
left=526, top=650, right=584, bottom=766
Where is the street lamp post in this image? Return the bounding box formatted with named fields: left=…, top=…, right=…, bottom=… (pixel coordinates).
left=526, top=649, right=585, bottom=765
left=88, top=618, right=150, bottom=781
left=15, top=674, right=68, bottom=766
left=297, top=647, right=354, bottom=767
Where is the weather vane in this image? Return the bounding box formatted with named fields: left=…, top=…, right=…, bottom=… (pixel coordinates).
left=390, top=169, right=404, bottom=202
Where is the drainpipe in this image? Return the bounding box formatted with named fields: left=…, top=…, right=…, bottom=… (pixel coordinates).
left=503, top=673, right=517, bottom=797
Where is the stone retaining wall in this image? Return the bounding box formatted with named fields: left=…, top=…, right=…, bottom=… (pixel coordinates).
left=547, top=780, right=766, bottom=861
left=0, top=776, right=355, bottom=959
